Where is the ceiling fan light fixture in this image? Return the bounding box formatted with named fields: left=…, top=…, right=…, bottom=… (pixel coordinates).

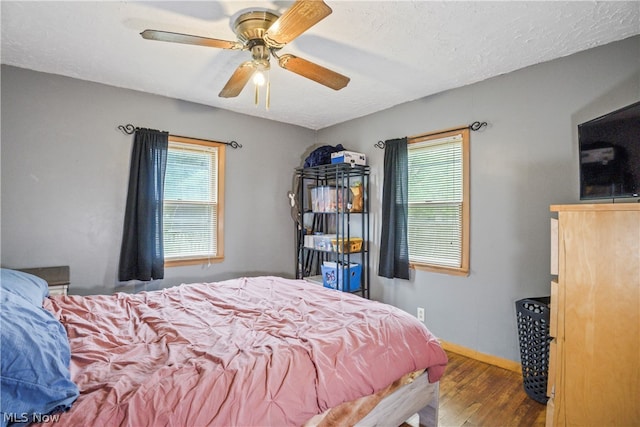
left=253, top=69, right=267, bottom=86
left=253, top=64, right=270, bottom=110
left=251, top=58, right=270, bottom=86
left=253, top=71, right=265, bottom=86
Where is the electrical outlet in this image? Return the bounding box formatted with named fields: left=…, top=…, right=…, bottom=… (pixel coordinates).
left=417, top=307, right=425, bottom=322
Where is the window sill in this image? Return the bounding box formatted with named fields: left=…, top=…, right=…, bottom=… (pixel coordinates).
left=165, top=256, right=223, bottom=268
left=411, top=263, right=469, bottom=277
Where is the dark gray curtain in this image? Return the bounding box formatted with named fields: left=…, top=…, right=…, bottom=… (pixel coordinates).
left=378, top=137, right=410, bottom=279
left=118, top=128, right=169, bottom=281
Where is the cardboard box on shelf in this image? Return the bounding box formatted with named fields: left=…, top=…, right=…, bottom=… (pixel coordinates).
left=331, top=151, right=366, bottom=166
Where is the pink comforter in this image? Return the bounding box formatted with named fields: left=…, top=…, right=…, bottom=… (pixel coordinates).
left=44, top=276, right=447, bottom=426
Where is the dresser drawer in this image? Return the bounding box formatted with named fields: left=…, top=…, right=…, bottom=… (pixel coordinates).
left=545, top=396, right=555, bottom=427
left=549, top=280, right=558, bottom=338
left=550, top=217, right=558, bottom=275
left=547, top=338, right=557, bottom=398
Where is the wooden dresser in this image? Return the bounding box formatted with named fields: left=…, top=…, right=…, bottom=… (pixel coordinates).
left=547, top=204, right=639, bottom=426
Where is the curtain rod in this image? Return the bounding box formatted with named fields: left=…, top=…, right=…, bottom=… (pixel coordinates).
left=117, top=124, right=242, bottom=149
left=374, top=121, right=487, bottom=149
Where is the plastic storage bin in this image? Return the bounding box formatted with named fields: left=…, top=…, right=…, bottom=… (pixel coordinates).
left=313, top=234, right=337, bottom=251
left=310, top=186, right=338, bottom=212
left=321, top=262, right=361, bottom=292
left=310, top=185, right=353, bottom=212
left=515, top=296, right=551, bottom=404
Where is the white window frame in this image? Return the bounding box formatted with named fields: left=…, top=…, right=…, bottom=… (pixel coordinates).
left=163, top=136, right=225, bottom=267
left=407, top=127, right=469, bottom=276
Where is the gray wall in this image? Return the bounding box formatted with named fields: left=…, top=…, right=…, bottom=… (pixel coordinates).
left=1, top=65, right=315, bottom=294
left=318, top=35, right=640, bottom=362
left=2, top=35, right=638, bottom=362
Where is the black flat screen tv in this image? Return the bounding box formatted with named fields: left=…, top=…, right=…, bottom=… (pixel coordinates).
left=578, top=100, right=640, bottom=200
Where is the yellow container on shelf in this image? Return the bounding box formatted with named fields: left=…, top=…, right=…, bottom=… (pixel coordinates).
left=330, top=237, right=363, bottom=253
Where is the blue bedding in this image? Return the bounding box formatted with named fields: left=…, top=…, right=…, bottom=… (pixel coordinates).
left=0, top=269, right=79, bottom=426
left=0, top=269, right=49, bottom=306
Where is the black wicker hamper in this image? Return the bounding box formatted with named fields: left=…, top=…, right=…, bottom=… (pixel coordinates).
left=515, top=296, right=552, bottom=404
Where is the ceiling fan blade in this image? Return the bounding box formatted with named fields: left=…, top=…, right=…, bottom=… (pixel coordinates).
left=264, top=0, right=332, bottom=48
left=278, top=54, right=349, bottom=90
left=141, top=30, right=244, bottom=50
left=219, top=62, right=257, bottom=98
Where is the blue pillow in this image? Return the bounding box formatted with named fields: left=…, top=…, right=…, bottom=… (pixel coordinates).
left=0, top=269, right=49, bottom=306
left=0, top=292, right=79, bottom=425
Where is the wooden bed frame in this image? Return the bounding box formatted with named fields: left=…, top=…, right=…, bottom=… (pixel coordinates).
left=305, top=370, right=439, bottom=427
left=357, top=372, right=439, bottom=427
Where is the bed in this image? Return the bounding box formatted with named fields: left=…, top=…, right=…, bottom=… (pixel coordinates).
left=1, top=269, right=448, bottom=426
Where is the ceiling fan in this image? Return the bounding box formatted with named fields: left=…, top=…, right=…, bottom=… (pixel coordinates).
left=141, top=0, right=350, bottom=104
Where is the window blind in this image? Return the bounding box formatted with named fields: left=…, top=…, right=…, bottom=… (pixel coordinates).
left=163, top=142, right=218, bottom=259
left=407, top=134, right=463, bottom=268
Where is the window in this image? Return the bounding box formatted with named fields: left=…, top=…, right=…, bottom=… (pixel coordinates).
left=163, top=136, right=225, bottom=266
left=407, top=128, right=469, bottom=275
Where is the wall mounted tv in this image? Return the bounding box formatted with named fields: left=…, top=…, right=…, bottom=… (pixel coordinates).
left=578, top=100, right=640, bottom=200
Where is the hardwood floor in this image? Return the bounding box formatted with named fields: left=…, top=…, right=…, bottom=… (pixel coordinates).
left=435, top=350, right=547, bottom=427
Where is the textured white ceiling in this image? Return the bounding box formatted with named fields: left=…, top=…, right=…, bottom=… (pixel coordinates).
left=2, top=1, right=639, bottom=130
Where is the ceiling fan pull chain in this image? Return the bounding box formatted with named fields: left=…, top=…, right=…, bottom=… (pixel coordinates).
left=266, top=81, right=271, bottom=111
left=255, top=84, right=259, bottom=107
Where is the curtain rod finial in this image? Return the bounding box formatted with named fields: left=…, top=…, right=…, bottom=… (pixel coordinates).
left=470, top=121, right=487, bottom=131
left=118, top=124, right=136, bottom=135
left=374, top=140, right=385, bottom=149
